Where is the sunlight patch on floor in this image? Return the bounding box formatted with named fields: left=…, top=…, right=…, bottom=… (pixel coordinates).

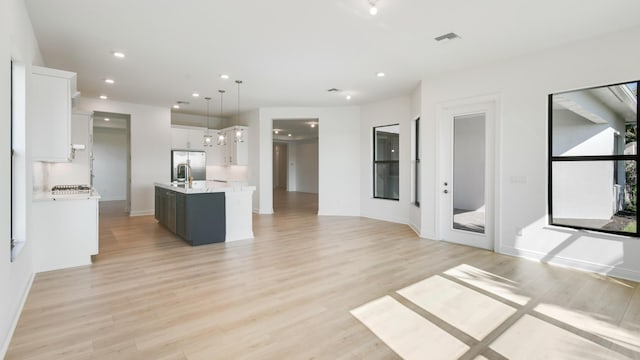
left=397, top=275, right=516, bottom=340
left=491, top=315, right=628, bottom=360
left=444, top=263, right=531, bottom=305
left=350, top=296, right=469, bottom=360
left=535, top=302, right=640, bottom=353
left=351, top=263, right=638, bottom=359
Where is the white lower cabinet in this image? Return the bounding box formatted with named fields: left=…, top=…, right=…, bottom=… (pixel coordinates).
left=32, top=197, right=99, bottom=272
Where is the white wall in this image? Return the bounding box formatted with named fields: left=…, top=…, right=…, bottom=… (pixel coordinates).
left=75, top=97, right=171, bottom=216
left=453, top=115, right=485, bottom=211
left=420, top=25, right=640, bottom=281
left=93, top=127, right=128, bottom=201
left=254, top=107, right=360, bottom=216
left=360, top=97, right=411, bottom=224
left=1, top=0, right=44, bottom=356
left=294, top=139, right=318, bottom=194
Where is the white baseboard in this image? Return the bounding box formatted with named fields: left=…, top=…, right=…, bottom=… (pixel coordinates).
left=500, top=245, right=640, bottom=282
left=1, top=272, right=35, bottom=359
left=360, top=213, right=409, bottom=225
left=409, top=222, right=421, bottom=237
left=129, top=209, right=154, bottom=217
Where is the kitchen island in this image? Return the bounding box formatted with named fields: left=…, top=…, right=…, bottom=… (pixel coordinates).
left=154, top=181, right=255, bottom=245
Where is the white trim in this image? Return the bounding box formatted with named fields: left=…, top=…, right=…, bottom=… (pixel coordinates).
left=361, top=214, right=409, bottom=225
left=500, top=245, right=640, bottom=282
left=409, top=222, right=421, bottom=237
left=436, top=94, right=501, bottom=251
left=1, top=272, right=35, bottom=359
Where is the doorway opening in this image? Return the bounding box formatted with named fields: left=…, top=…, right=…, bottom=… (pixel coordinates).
left=92, top=111, right=131, bottom=216
left=272, top=119, right=319, bottom=214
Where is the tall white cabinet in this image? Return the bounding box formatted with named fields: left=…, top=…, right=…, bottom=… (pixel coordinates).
left=31, top=66, right=78, bottom=162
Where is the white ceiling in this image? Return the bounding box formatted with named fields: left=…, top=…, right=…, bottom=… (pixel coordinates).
left=25, top=0, right=640, bottom=117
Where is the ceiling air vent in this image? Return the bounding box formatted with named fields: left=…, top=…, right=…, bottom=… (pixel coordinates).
left=434, top=32, right=461, bottom=42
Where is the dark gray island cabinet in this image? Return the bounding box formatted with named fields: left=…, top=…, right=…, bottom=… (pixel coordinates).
left=154, top=181, right=255, bottom=245
left=155, top=186, right=226, bottom=245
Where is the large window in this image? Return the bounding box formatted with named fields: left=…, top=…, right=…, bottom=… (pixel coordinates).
left=373, top=124, right=399, bottom=200
left=414, top=118, right=420, bottom=206
left=549, top=80, right=639, bottom=236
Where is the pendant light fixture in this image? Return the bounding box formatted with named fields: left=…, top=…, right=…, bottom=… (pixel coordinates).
left=235, top=80, right=245, bottom=143
left=203, top=97, right=213, bottom=147
left=368, top=0, right=378, bottom=15
left=216, top=90, right=226, bottom=146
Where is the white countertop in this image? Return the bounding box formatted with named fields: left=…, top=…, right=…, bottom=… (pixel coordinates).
left=155, top=181, right=255, bottom=194
left=33, top=190, right=101, bottom=202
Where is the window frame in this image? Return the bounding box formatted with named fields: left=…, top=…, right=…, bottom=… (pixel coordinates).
left=373, top=123, right=400, bottom=201
left=548, top=80, right=640, bottom=237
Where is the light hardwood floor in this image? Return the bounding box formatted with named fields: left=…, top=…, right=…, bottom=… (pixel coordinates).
left=6, top=194, right=640, bottom=359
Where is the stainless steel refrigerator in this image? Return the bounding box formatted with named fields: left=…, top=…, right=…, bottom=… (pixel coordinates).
left=171, top=150, right=206, bottom=182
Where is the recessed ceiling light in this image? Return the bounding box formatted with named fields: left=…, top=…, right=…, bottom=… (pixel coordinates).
left=112, top=51, right=125, bottom=58
left=220, top=74, right=230, bottom=79
left=192, top=92, right=200, bottom=97
left=310, top=124, right=316, bottom=128
left=288, top=133, right=292, bottom=137
left=105, top=78, right=115, bottom=84
left=346, top=95, right=352, bottom=100
left=376, top=72, right=385, bottom=77
left=104, top=118, right=110, bottom=122
left=99, top=95, right=108, bottom=100
left=173, top=104, right=180, bottom=109
left=274, top=130, right=279, bottom=134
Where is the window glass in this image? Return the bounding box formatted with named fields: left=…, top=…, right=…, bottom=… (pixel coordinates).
left=373, top=124, right=399, bottom=200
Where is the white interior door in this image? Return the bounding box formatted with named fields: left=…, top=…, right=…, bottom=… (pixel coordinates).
left=439, top=100, right=496, bottom=250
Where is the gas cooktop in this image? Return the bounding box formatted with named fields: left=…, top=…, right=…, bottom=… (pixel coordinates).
left=51, top=185, right=91, bottom=195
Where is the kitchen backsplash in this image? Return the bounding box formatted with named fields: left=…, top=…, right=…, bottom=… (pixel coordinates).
left=206, top=165, right=248, bottom=182
left=33, top=160, right=91, bottom=192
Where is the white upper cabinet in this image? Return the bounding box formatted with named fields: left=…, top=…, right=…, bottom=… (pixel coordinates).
left=204, top=130, right=225, bottom=166
left=223, top=126, right=248, bottom=166
left=31, top=66, right=78, bottom=162
left=171, top=126, right=206, bottom=151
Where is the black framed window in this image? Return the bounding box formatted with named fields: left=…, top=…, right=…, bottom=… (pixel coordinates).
left=549, top=80, right=639, bottom=236
left=373, top=124, right=399, bottom=200
left=414, top=118, right=420, bottom=206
